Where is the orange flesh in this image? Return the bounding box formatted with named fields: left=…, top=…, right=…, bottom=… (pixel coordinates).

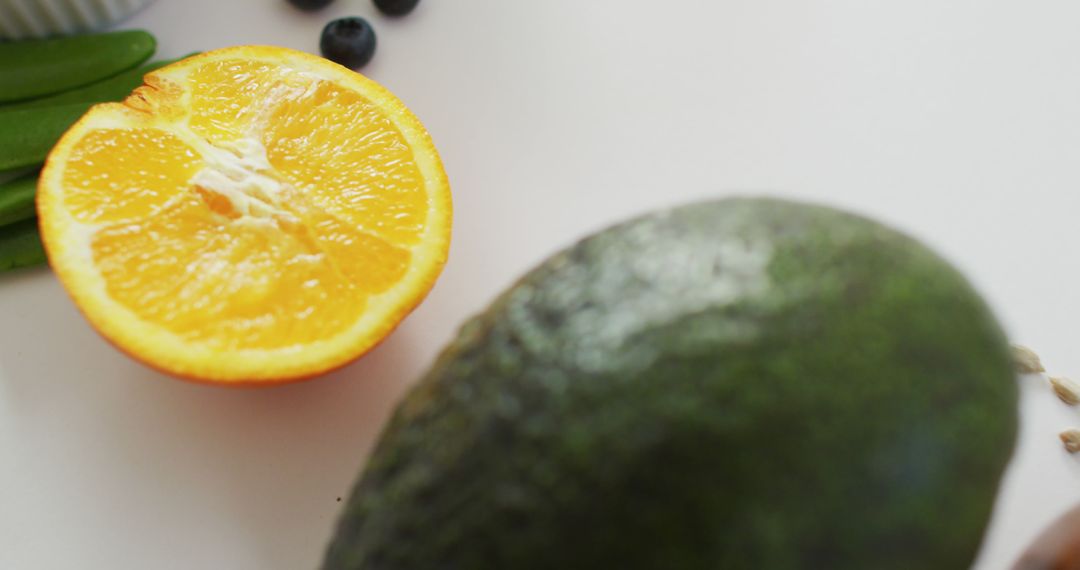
left=56, top=58, right=429, bottom=352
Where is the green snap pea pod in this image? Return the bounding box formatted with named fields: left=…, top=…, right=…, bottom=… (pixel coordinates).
left=0, top=166, right=34, bottom=185
left=0, top=102, right=91, bottom=172
left=0, top=29, right=156, bottom=104
left=2, top=55, right=195, bottom=111
left=0, top=173, right=37, bottom=228
left=0, top=218, right=45, bottom=272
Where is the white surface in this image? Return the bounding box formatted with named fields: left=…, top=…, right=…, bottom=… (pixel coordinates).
left=2, top=1, right=1078, bottom=568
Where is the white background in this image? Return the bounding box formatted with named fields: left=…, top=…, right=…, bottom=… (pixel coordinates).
left=2, top=0, right=1079, bottom=568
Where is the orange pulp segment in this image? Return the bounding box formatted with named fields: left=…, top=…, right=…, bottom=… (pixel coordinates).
left=37, top=46, right=452, bottom=384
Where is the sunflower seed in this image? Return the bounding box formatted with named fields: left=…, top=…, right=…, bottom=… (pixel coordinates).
left=1011, top=344, right=1046, bottom=374
left=1051, top=376, right=1080, bottom=406
left=1061, top=429, right=1080, bottom=453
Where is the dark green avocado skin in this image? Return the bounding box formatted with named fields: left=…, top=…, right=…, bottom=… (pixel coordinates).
left=323, top=197, right=1018, bottom=570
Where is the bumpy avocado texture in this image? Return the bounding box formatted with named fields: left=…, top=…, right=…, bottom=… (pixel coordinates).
left=323, top=197, right=1018, bottom=570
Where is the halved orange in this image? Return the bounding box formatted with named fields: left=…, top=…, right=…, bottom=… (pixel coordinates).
left=37, top=46, right=452, bottom=385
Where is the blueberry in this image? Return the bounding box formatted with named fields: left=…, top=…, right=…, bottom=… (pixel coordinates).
left=287, top=0, right=334, bottom=11
left=320, top=17, right=377, bottom=70
left=373, top=0, right=420, bottom=16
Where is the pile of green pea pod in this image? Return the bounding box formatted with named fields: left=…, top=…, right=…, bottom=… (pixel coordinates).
left=0, top=29, right=190, bottom=272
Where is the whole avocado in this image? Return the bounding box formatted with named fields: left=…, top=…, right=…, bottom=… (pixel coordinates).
left=324, top=197, right=1018, bottom=570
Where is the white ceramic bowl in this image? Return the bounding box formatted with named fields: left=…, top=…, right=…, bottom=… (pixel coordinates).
left=0, top=0, right=157, bottom=40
